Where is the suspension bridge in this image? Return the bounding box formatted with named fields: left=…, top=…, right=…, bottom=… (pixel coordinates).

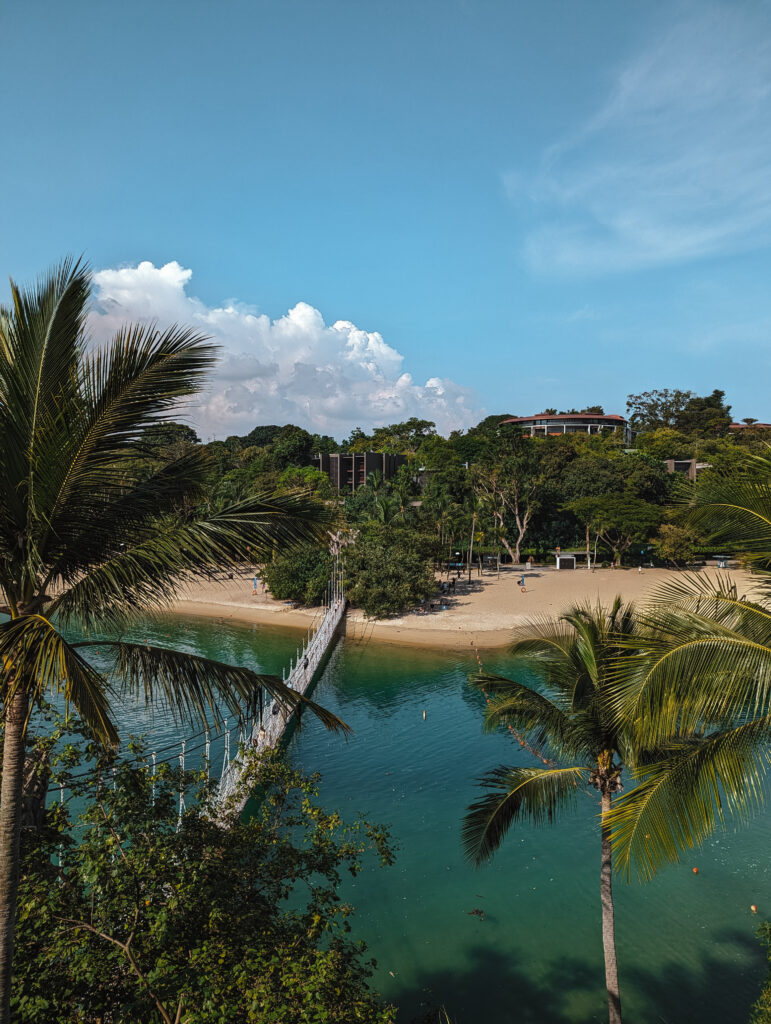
left=217, top=568, right=347, bottom=811
left=52, top=565, right=348, bottom=820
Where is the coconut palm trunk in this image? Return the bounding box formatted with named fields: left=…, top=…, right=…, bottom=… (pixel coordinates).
left=601, top=791, right=622, bottom=1024
left=0, top=687, right=28, bottom=1023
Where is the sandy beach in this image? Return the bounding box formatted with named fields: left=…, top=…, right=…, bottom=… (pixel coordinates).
left=170, top=565, right=760, bottom=650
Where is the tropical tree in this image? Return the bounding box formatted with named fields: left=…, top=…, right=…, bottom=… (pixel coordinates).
left=568, top=495, right=662, bottom=566
left=463, top=600, right=653, bottom=1024
left=14, top=745, right=395, bottom=1023
left=0, top=259, right=345, bottom=1022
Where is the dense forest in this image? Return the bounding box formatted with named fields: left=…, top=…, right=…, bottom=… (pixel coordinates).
left=149, top=387, right=764, bottom=617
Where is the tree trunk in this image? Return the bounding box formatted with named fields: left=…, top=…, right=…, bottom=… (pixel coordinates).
left=0, top=685, right=28, bottom=1022
left=513, top=505, right=532, bottom=564
left=586, top=523, right=591, bottom=569
left=467, top=513, right=476, bottom=583
left=601, top=792, right=623, bottom=1024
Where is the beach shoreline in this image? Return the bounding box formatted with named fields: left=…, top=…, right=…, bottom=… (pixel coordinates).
left=168, top=565, right=759, bottom=651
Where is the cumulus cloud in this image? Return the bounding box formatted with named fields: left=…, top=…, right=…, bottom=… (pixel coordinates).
left=91, top=261, right=483, bottom=439
left=513, top=3, right=771, bottom=274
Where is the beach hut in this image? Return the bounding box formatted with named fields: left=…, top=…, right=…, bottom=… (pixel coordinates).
left=552, top=550, right=589, bottom=570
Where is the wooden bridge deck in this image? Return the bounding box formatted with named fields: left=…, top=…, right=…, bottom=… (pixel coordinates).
left=218, top=595, right=347, bottom=811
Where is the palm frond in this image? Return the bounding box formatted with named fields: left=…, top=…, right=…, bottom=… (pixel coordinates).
left=609, top=717, right=771, bottom=881
left=472, top=672, right=581, bottom=756
left=42, top=321, right=216, bottom=514
left=43, top=447, right=213, bottom=584
left=462, top=764, right=586, bottom=865
left=49, top=489, right=333, bottom=628
left=610, top=587, right=771, bottom=742
left=71, top=640, right=350, bottom=736
left=0, top=259, right=91, bottom=588
left=674, top=450, right=771, bottom=567
left=0, top=615, right=118, bottom=745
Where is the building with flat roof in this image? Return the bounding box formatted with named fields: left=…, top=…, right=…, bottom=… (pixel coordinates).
left=501, top=413, right=631, bottom=443
left=663, top=458, right=711, bottom=482
left=311, top=451, right=407, bottom=491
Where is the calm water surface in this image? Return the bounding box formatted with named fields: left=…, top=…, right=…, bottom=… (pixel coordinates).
left=110, top=614, right=769, bottom=1024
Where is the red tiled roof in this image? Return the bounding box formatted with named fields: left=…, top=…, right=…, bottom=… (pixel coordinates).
left=729, top=422, right=771, bottom=429
left=500, top=413, right=627, bottom=424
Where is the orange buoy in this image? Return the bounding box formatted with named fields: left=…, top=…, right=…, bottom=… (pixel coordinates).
left=751, top=904, right=758, bottom=914
left=692, top=867, right=699, bottom=874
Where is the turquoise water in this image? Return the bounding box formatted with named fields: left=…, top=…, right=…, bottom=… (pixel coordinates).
left=102, top=616, right=770, bottom=1023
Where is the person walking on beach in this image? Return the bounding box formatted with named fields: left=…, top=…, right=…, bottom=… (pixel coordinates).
left=520, top=572, right=526, bottom=593
left=253, top=575, right=259, bottom=594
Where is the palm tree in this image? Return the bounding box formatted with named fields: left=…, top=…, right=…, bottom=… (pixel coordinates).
left=606, top=576, right=771, bottom=882
left=463, top=600, right=649, bottom=1024
left=604, top=449, right=771, bottom=881
left=365, top=469, right=383, bottom=497
left=0, top=259, right=346, bottom=1021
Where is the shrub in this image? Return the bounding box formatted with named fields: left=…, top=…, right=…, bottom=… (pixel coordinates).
left=14, top=749, right=396, bottom=1024
left=345, top=524, right=436, bottom=618
left=261, top=542, right=333, bottom=605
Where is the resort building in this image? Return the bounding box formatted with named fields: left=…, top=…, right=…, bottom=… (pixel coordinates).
left=500, top=413, right=632, bottom=443
left=663, top=458, right=711, bottom=482
left=311, top=451, right=406, bottom=491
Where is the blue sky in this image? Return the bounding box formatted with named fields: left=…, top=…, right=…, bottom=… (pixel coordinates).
left=3, top=0, right=771, bottom=438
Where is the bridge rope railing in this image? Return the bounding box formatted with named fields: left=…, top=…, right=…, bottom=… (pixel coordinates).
left=52, top=563, right=347, bottom=821
left=217, top=566, right=346, bottom=812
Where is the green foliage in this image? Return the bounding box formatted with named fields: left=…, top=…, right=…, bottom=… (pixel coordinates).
left=345, top=524, right=436, bottom=617
left=278, top=465, right=333, bottom=499
left=683, top=449, right=771, bottom=567
left=141, top=421, right=200, bottom=466
left=626, top=388, right=694, bottom=433
left=242, top=423, right=284, bottom=447
left=675, top=388, right=732, bottom=437
left=606, top=571, right=771, bottom=881
left=345, top=418, right=437, bottom=455
left=651, top=524, right=698, bottom=567
left=751, top=924, right=771, bottom=1024
left=344, top=484, right=379, bottom=524
left=0, top=260, right=343, bottom=1014
left=13, top=750, right=396, bottom=1024
left=567, top=495, right=663, bottom=564
left=634, top=427, right=694, bottom=461
left=261, top=542, right=334, bottom=605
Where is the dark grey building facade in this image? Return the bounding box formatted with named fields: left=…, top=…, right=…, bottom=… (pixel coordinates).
left=312, top=451, right=407, bottom=491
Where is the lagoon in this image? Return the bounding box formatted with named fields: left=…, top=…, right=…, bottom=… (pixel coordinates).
left=117, top=614, right=769, bottom=1023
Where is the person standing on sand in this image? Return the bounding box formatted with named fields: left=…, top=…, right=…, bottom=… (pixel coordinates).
left=520, top=573, right=526, bottom=593
left=253, top=576, right=259, bottom=594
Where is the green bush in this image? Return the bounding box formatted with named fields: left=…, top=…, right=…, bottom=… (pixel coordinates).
left=751, top=924, right=771, bottom=1023
left=345, top=524, right=437, bottom=618
left=261, top=542, right=333, bottom=606
left=14, top=749, right=396, bottom=1024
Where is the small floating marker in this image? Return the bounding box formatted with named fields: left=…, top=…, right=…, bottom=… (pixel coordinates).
left=422, top=709, right=426, bottom=720
left=752, top=904, right=758, bottom=914
left=692, top=867, right=699, bottom=874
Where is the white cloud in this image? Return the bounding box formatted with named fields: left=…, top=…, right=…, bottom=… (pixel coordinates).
left=515, top=3, right=771, bottom=274
left=91, top=261, right=484, bottom=439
